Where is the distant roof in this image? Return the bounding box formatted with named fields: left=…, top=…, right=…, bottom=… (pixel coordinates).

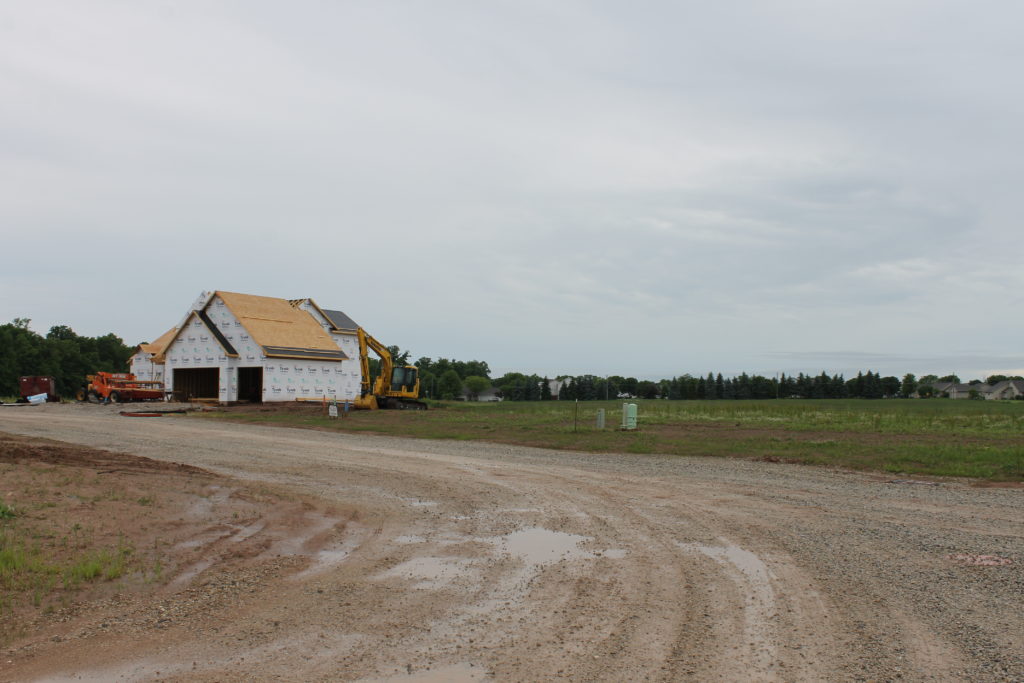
left=320, top=308, right=360, bottom=332
left=214, top=291, right=346, bottom=361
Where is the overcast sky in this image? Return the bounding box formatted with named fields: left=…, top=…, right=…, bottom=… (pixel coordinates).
left=2, top=1, right=1022, bottom=381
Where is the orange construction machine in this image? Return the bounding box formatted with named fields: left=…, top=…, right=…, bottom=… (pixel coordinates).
left=76, top=372, right=165, bottom=403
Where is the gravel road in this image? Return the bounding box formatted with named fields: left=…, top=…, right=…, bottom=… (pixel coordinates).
left=2, top=404, right=1021, bottom=682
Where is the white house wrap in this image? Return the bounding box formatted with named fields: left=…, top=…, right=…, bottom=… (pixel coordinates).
left=132, top=291, right=362, bottom=403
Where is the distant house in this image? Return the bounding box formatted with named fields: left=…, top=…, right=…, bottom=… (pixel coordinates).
left=461, top=386, right=503, bottom=402
left=945, top=383, right=977, bottom=400
left=926, top=381, right=956, bottom=397
left=987, top=379, right=1024, bottom=400
left=920, top=379, right=1024, bottom=400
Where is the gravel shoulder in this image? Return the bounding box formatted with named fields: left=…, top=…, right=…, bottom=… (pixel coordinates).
left=1, top=403, right=1021, bottom=682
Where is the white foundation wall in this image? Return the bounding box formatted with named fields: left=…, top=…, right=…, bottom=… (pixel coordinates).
left=164, top=296, right=359, bottom=403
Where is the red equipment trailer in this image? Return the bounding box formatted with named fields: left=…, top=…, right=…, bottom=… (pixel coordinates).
left=77, top=372, right=165, bottom=403
left=18, top=376, right=60, bottom=402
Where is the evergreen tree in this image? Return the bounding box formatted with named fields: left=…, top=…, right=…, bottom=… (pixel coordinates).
left=863, top=371, right=883, bottom=399
left=881, top=376, right=901, bottom=397
left=722, top=378, right=735, bottom=399
left=560, top=377, right=576, bottom=401
left=667, top=377, right=682, bottom=400
left=796, top=373, right=811, bottom=398
left=636, top=380, right=659, bottom=399
left=831, top=374, right=848, bottom=398
left=735, top=373, right=752, bottom=399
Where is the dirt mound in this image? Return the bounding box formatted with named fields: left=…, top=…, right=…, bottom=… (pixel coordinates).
left=0, top=432, right=207, bottom=474
left=0, top=430, right=352, bottom=670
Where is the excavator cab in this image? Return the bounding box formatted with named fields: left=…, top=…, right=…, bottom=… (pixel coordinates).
left=390, top=366, right=419, bottom=394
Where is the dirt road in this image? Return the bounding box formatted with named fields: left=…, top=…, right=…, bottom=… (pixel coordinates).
left=1, top=404, right=1021, bottom=682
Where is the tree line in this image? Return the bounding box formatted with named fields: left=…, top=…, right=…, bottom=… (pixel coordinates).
left=5, top=317, right=1019, bottom=403
left=546, top=371, right=1021, bottom=401
left=405, top=349, right=1023, bottom=402
left=554, top=371, right=901, bottom=401
left=0, top=319, right=132, bottom=399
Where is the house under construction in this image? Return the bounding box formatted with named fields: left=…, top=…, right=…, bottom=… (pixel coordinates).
left=131, top=291, right=363, bottom=404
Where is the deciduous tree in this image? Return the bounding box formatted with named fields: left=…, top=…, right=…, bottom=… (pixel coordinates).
left=438, top=369, right=463, bottom=400
left=463, top=375, right=491, bottom=401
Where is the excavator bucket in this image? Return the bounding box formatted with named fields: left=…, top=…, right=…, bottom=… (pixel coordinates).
left=353, top=395, right=379, bottom=410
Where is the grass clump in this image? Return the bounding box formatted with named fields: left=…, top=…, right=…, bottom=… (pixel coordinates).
left=1, top=522, right=139, bottom=619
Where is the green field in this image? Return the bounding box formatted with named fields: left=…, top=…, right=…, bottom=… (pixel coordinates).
left=204, top=399, right=1024, bottom=481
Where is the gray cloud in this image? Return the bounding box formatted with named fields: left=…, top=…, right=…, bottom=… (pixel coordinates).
left=2, top=1, right=1022, bottom=382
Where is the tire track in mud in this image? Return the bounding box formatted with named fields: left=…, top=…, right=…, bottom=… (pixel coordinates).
left=475, top=464, right=842, bottom=681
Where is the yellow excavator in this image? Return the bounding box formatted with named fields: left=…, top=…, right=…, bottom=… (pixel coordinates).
left=353, top=328, right=427, bottom=410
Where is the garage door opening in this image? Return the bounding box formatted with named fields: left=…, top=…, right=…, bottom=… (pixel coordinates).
left=238, top=367, right=263, bottom=403
left=173, top=368, right=219, bottom=401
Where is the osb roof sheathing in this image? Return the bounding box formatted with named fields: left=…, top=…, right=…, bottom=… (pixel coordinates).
left=147, top=326, right=180, bottom=363
left=214, top=290, right=339, bottom=355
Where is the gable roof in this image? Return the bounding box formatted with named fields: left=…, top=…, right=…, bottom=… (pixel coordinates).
left=214, top=291, right=347, bottom=361
left=146, top=326, right=183, bottom=363
left=989, top=379, right=1024, bottom=395
left=167, top=310, right=240, bottom=358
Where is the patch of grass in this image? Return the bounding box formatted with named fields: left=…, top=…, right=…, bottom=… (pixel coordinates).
left=64, top=554, right=105, bottom=586
left=136, top=496, right=155, bottom=506
left=0, top=500, right=16, bottom=520
left=90, top=489, right=125, bottom=503
left=1, top=523, right=140, bottom=620
left=147, top=554, right=164, bottom=584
